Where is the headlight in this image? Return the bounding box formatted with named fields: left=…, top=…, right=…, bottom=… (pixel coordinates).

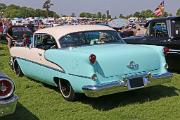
left=0, top=78, right=14, bottom=99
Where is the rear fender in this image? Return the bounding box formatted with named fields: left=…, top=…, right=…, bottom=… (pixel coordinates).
left=140, top=45, right=167, bottom=73
left=44, top=49, right=95, bottom=78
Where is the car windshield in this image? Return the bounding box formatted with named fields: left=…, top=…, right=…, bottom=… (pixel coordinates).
left=59, top=30, right=124, bottom=48
left=12, top=27, right=31, bottom=32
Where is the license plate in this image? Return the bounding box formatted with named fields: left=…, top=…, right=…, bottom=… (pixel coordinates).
left=128, top=77, right=144, bottom=89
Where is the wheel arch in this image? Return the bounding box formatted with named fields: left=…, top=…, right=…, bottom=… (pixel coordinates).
left=13, top=58, right=19, bottom=70
left=53, top=77, right=69, bottom=87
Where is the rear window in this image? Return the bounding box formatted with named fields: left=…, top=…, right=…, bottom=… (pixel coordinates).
left=12, top=27, right=31, bottom=32
left=59, top=30, right=124, bottom=48
left=149, top=22, right=168, bottom=37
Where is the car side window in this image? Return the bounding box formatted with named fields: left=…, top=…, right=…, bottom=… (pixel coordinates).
left=60, top=33, right=86, bottom=48
left=34, top=34, right=57, bottom=50
left=149, top=21, right=168, bottom=37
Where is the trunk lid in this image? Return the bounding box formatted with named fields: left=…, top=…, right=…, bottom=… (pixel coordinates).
left=69, top=44, right=161, bottom=77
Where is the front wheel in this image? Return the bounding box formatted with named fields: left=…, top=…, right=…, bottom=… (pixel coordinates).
left=58, top=80, right=76, bottom=101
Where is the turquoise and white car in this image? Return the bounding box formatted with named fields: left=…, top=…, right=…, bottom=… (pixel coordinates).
left=10, top=25, right=172, bottom=101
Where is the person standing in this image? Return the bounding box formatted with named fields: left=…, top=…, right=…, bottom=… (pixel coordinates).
left=38, top=21, right=45, bottom=30
left=27, top=21, right=35, bottom=33
left=0, top=20, right=3, bottom=45
left=6, top=23, right=13, bottom=49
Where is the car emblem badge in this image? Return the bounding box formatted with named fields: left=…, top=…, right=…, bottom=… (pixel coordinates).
left=127, top=61, right=139, bottom=70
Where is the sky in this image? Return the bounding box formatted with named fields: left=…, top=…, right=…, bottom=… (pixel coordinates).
left=0, top=0, right=180, bottom=17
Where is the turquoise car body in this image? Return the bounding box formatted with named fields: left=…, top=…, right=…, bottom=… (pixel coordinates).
left=10, top=25, right=172, bottom=97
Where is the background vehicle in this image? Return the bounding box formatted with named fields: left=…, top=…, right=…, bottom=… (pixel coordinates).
left=10, top=25, right=32, bottom=47
left=0, top=72, right=18, bottom=117
left=123, top=16, right=180, bottom=72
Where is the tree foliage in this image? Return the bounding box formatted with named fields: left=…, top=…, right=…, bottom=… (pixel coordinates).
left=0, top=3, right=59, bottom=18
left=79, top=12, right=108, bottom=19
left=43, top=0, right=54, bottom=17
left=119, top=14, right=126, bottom=18
left=177, top=8, right=180, bottom=16
left=131, top=9, right=172, bottom=18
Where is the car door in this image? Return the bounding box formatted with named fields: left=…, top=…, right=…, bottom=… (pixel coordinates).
left=142, top=20, right=169, bottom=46
left=24, top=33, right=61, bottom=84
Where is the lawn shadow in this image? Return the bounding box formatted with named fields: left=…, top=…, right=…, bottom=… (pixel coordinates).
left=78, top=85, right=179, bottom=111
left=2, top=102, right=39, bottom=120
left=25, top=78, right=179, bottom=111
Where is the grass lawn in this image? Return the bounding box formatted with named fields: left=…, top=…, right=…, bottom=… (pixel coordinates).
left=1, top=44, right=180, bottom=120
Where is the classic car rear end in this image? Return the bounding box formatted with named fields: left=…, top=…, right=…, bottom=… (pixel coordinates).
left=46, top=44, right=172, bottom=98
left=82, top=45, right=172, bottom=97
left=0, top=73, right=18, bottom=117
left=10, top=25, right=172, bottom=101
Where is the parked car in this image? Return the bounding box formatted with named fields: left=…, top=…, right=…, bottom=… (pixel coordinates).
left=9, top=25, right=172, bottom=101
left=123, top=16, right=180, bottom=72
left=0, top=72, right=18, bottom=117
left=11, top=25, right=32, bottom=47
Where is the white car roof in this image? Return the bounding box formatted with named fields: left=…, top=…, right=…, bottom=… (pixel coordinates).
left=34, top=25, right=115, bottom=40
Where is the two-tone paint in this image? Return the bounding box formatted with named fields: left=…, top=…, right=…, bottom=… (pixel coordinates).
left=10, top=25, right=172, bottom=97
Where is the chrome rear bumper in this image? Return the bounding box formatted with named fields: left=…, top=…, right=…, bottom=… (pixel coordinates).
left=0, top=95, right=18, bottom=117
left=82, top=72, right=172, bottom=97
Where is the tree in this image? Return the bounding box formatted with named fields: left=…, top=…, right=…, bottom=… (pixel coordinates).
left=163, top=11, right=169, bottom=17
left=108, top=15, right=111, bottom=19
left=96, top=12, right=102, bottom=19
left=43, top=0, right=54, bottom=17
left=92, top=14, right=96, bottom=18
left=79, top=12, right=93, bottom=18
left=177, top=8, right=180, bottom=16
left=1, top=3, right=59, bottom=18
left=119, top=14, right=126, bottom=18
left=133, top=12, right=141, bottom=18
left=79, top=12, right=86, bottom=17
left=0, top=3, right=6, bottom=11
left=140, top=9, right=154, bottom=18
left=71, top=12, right=75, bottom=17
left=102, top=14, right=106, bottom=20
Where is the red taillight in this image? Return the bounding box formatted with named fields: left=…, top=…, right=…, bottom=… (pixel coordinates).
left=163, top=47, right=169, bottom=54
left=89, top=54, right=96, bottom=64
left=0, top=79, right=14, bottom=99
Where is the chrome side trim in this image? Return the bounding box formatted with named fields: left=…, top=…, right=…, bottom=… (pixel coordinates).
left=82, top=72, right=172, bottom=97
left=16, top=57, right=65, bottom=73
left=68, top=73, right=91, bottom=79
left=0, top=95, right=18, bottom=117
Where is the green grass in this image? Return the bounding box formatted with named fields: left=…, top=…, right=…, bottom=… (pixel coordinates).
left=1, top=44, right=180, bottom=120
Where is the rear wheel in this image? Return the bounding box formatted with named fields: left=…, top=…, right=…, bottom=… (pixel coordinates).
left=58, top=79, right=76, bottom=101
left=14, top=61, right=23, bottom=77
